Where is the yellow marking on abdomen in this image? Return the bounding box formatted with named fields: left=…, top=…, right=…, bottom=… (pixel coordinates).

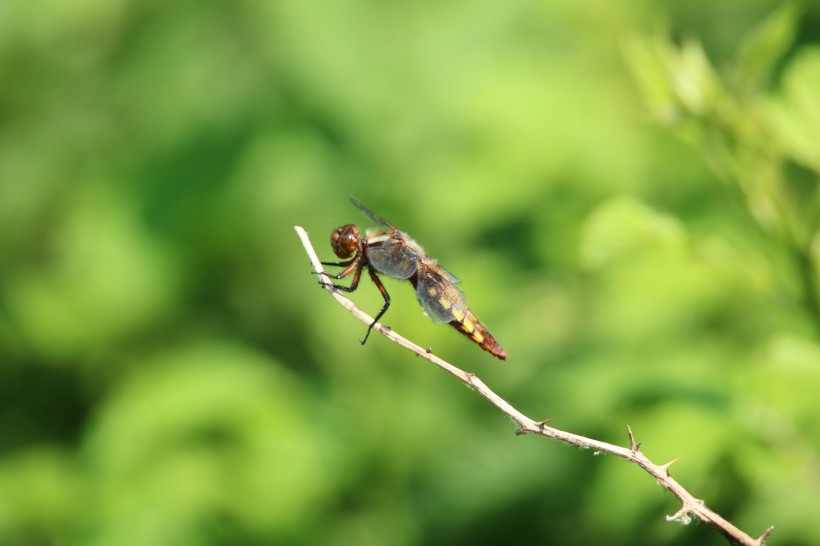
left=448, top=309, right=506, bottom=360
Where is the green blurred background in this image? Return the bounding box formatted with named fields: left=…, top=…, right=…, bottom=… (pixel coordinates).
left=2, top=0, right=820, bottom=545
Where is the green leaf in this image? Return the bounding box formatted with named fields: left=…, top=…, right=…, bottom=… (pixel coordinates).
left=579, top=196, right=686, bottom=269
left=623, top=35, right=682, bottom=123
left=766, top=47, right=820, bottom=173
left=624, top=34, right=728, bottom=123
left=734, top=3, right=799, bottom=94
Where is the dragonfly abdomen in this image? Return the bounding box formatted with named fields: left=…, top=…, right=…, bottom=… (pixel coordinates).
left=448, top=311, right=508, bottom=360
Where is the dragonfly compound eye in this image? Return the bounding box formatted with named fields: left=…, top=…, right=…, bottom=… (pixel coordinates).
left=331, top=224, right=360, bottom=258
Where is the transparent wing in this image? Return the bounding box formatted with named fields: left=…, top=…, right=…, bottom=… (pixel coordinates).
left=416, top=262, right=469, bottom=324
left=350, top=197, right=395, bottom=228
left=440, top=266, right=461, bottom=285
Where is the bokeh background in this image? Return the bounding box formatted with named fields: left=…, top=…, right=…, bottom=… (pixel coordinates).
left=2, top=0, right=819, bottom=545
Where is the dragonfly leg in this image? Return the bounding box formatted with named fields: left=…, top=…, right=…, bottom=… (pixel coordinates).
left=317, top=256, right=360, bottom=281
left=317, top=257, right=364, bottom=292
left=361, top=268, right=390, bottom=345
left=320, top=258, right=355, bottom=269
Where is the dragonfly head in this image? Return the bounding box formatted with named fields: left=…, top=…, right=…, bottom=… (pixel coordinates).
left=331, top=224, right=360, bottom=259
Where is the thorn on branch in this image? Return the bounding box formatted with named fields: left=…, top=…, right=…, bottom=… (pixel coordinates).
left=626, top=425, right=640, bottom=452
left=757, top=526, right=774, bottom=545
left=463, top=372, right=478, bottom=390
left=659, top=458, right=680, bottom=476
left=518, top=418, right=553, bottom=436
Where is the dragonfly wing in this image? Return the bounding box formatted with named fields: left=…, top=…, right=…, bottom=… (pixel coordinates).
left=439, top=266, right=461, bottom=285
left=366, top=232, right=419, bottom=279
left=350, top=197, right=395, bottom=228
left=416, top=261, right=469, bottom=324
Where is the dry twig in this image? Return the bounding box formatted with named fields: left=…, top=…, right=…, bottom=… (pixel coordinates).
left=295, top=225, right=772, bottom=546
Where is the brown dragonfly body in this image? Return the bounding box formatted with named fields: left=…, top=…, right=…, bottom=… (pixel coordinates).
left=319, top=197, right=507, bottom=360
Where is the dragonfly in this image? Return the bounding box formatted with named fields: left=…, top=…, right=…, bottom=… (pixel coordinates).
left=318, top=197, right=507, bottom=360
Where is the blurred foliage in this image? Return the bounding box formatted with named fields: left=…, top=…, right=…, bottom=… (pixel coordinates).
left=1, top=0, right=819, bottom=545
